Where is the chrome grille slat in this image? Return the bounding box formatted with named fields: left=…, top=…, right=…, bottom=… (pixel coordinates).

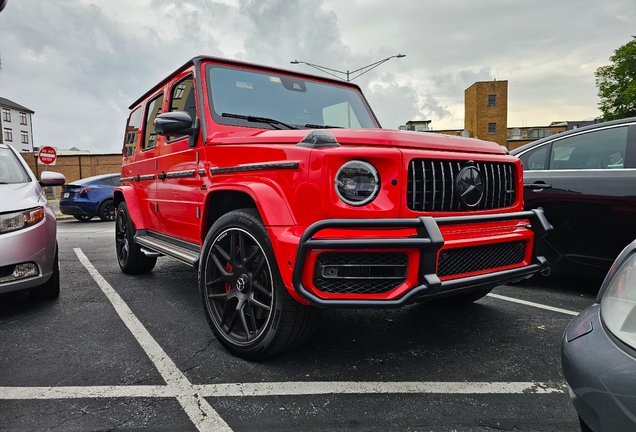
left=407, top=159, right=516, bottom=212
left=431, top=161, right=436, bottom=211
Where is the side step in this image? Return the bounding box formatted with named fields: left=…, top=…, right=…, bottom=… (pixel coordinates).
left=135, top=234, right=199, bottom=267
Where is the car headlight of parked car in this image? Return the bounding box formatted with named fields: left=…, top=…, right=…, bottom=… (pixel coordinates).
left=600, top=252, right=636, bottom=349
left=0, top=207, right=45, bottom=234
left=334, top=160, right=380, bottom=206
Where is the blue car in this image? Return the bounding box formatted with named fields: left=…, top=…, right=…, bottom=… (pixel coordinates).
left=59, top=173, right=120, bottom=221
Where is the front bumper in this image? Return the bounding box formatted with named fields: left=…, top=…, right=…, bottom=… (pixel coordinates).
left=0, top=211, right=57, bottom=295
left=562, top=304, right=636, bottom=432
left=292, top=209, right=551, bottom=307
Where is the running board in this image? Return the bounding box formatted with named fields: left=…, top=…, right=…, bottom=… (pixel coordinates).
left=135, top=234, right=199, bottom=266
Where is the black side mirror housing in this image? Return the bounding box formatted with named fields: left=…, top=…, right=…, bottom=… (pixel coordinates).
left=154, top=111, right=200, bottom=147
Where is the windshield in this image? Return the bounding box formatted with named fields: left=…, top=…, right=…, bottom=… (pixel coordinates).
left=207, top=64, right=378, bottom=130
left=0, top=147, right=30, bottom=184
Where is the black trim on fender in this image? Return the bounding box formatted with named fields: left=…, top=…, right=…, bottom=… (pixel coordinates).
left=120, top=177, right=133, bottom=183
left=210, top=162, right=300, bottom=175
left=291, top=209, right=552, bottom=308
left=139, top=174, right=155, bottom=181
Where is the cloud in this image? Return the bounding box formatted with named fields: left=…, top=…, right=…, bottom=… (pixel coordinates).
left=0, top=0, right=634, bottom=152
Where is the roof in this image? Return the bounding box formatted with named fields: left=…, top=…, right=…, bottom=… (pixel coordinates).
left=129, top=55, right=365, bottom=109
left=0, top=97, right=34, bottom=113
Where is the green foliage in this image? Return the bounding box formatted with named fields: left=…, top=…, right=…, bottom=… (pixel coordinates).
left=595, top=36, right=636, bottom=120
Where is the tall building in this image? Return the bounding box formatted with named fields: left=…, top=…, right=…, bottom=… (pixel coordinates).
left=464, top=80, right=508, bottom=147
left=0, top=97, right=35, bottom=152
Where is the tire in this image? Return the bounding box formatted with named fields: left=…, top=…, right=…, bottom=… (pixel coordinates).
left=199, top=208, right=320, bottom=360
left=578, top=415, right=593, bottom=432
left=74, top=215, right=93, bottom=222
left=30, top=245, right=60, bottom=300
left=98, top=199, right=116, bottom=221
left=430, top=287, right=493, bottom=306
left=115, top=201, right=157, bottom=274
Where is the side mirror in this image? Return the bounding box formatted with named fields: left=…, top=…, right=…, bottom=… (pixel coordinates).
left=40, top=171, right=66, bottom=186
left=154, top=111, right=196, bottom=136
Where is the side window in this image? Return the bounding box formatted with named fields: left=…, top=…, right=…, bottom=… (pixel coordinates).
left=549, top=126, right=628, bottom=170
left=168, top=76, right=196, bottom=143
left=124, top=107, right=142, bottom=157
left=143, top=94, right=164, bottom=150
left=520, top=144, right=549, bottom=170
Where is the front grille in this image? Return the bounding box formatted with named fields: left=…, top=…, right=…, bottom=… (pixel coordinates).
left=437, top=241, right=526, bottom=278
left=313, top=252, right=408, bottom=295
left=407, top=159, right=516, bottom=212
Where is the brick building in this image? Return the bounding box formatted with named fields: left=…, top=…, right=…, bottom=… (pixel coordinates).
left=0, top=97, right=35, bottom=153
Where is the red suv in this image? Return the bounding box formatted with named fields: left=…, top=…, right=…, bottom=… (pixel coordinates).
left=115, top=56, right=552, bottom=359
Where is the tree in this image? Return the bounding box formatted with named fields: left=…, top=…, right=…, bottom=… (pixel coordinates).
left=595, top=36, right=636, bottom=120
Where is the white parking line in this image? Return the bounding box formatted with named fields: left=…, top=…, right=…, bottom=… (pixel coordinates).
left=0, top=250, right=574, bottom=431
left=0, top=381, right=566, bottom=400
left=73, top=248, right=232, bottom=432
left=487, top=293, right=580, bottom=316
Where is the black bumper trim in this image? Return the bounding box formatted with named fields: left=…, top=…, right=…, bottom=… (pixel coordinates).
left=291, top=209, right=552, bottom=308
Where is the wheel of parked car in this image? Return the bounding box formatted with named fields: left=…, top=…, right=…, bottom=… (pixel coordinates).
left=74, top=215, right=93, bottom=222
left=115, top=202, right=157, bottom=274
left=98, top=199, right=116, bottom=221
left=199, top=209, right=321, bottom=360
left=29, top=245, right=60, bottom=300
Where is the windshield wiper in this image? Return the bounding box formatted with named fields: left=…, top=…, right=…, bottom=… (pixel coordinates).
left=304, top=124, right=343, bottom=129
left=222, top=113, right=297, bottom=130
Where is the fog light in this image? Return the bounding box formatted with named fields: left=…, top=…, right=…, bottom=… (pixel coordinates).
left=14, top=263, right=39, bottom=278
left=0, top=263, right=40, bottom=282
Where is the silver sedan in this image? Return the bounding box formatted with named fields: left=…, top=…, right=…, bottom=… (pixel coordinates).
left=0, top=144, right=65, bottom=299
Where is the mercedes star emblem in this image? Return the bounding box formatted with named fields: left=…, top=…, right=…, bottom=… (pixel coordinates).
left=456, top=166, right=484, bottom=207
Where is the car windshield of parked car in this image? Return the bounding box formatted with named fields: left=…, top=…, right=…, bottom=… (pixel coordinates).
left=207, top=65, right=378, bottom=130
left=0, top=147, right=29, bottom=184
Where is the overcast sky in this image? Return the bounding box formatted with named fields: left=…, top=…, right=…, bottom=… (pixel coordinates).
left=0, top=0, right=633, bottom=153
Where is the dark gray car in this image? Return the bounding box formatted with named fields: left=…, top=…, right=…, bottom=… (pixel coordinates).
left=562, top=238, right=636, bottom=432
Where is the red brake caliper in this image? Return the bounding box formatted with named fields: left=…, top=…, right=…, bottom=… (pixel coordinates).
left=225, top=263, right=233, bottom=293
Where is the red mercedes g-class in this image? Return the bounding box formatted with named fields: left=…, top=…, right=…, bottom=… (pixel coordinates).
left=115, top=56, right=551, bottom=359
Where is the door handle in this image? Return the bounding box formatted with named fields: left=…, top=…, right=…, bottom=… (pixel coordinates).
left=524, top=182, right=552, bottom=190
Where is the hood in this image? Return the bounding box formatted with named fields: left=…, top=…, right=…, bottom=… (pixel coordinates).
left=209, top=128, right=507, bottom=155
left=0, top=181, right=45, bottom=214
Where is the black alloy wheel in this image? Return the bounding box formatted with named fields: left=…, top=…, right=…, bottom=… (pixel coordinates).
left=98, top=199, right=116, bottom=221
left=115, top=202, right=156, bottom=274
left=200, top=209, right=320, bottom=359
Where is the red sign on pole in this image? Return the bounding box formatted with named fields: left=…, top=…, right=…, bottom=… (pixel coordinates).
left=38, top=146, right=57, bottom=165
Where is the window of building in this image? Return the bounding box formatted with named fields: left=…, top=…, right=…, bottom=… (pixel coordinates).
left=2, top=108, right=10, bottom=122
left=20, top=131, right=28, bottom=144
left=488, top=123, right=496, bottom=134
left=3, top=128, right=12, bottom=142
left=488, top=94, right=496, bottom=106
left=19, top=112, right=27, bottom=125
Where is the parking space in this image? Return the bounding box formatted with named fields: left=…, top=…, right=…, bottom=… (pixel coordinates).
left=0, top=220, right=600, bottom=431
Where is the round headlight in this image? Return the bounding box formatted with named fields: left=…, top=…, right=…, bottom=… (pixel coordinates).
left=334, top=160, right=380, bottom=206
left=600, top=252, right=636, bottom=349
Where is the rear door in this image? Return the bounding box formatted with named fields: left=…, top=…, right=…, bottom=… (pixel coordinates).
left=518, top=122, right=636, bottom=269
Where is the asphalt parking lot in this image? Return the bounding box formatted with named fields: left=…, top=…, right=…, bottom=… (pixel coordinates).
left=0, top=219, right=601, bottom=431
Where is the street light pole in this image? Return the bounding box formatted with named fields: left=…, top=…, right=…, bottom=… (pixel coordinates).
left=290, top=54, right=405, bottom=82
